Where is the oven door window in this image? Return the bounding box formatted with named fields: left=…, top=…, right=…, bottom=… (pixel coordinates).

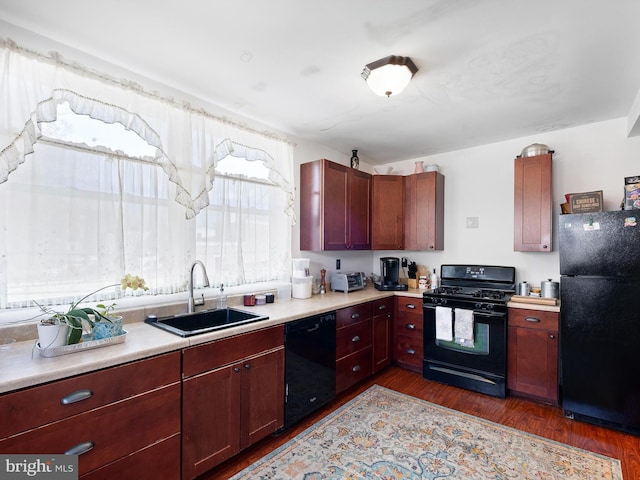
left=436, top=322, right=489, bottom=355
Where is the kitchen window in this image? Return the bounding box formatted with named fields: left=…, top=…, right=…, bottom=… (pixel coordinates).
left=0, top=85, right=293, bottom=314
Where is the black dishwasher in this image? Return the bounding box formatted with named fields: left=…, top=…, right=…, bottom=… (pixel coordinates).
left=284, top=311, right=336, bottom=428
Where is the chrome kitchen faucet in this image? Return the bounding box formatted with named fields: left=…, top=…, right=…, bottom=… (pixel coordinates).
left=188, top=260, right=210, bottom=313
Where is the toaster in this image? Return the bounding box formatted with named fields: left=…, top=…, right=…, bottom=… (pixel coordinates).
left=330, top=272, right=366, bottom=292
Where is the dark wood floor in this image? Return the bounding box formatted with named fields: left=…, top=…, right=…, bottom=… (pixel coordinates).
left=203, top=366, right=640, bottom=479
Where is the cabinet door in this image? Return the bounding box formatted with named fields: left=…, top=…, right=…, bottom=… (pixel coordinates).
left=372, top=297, right=393, bottom=372
left=372, top=175, right=404, bottom=250
left=348, top=169, right=372, bottom=250
left=507, top=308, right=559, bottom=404
left=323, top=161, right=350, bottom=250
left=405, top=172, right=444, bottom=250
left=514, top=153, right=552, bottom=252
left=182, top=365, right=241, bottom=480
left=240, top=347, right=285, bottom=449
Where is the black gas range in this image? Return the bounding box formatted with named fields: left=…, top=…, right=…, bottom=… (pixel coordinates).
left=422, top=265, right=516, bottom=398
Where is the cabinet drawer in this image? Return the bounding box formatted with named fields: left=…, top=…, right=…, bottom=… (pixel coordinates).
left=394, top=314, right=423, bottom=336
left=372, top=297, right=394, bottom=316
left=183, top=325, right=284, bottom=377
left=336, top=319, right=372, bottom=359
left=336, top=347, right=372, bottom=393
left=0, top=383, right=181, bottom=477
left=0, top=352, right=181, bottom=438
left=81, top=434, right=181, bottom=480
left=396, top=297, right=422, bottom=314
left=394, top=333, right=423, bottom=370
left=508, top=308, right=558, bottom=331
left=337, top=303, right=372, bottom=328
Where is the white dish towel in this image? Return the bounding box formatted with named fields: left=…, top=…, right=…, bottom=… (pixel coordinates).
left=455, top=308, right=475, bottom=347
left=435, top=306, right=453, bottom=341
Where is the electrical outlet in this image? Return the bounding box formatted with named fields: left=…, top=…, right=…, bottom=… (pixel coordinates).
left=336, top=259, right=341, bottom=270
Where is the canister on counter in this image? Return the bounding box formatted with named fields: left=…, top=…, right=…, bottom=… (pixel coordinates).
left=517, top=281, right=530, bottom=296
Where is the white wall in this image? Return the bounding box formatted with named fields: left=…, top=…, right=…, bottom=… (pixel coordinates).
left=7, top=19, right=640, bottom=289
left=294, top=118, right=640, bottom=288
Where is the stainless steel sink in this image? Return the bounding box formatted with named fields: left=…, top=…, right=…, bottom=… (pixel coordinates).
left=144, top=308, right=269, bottom=337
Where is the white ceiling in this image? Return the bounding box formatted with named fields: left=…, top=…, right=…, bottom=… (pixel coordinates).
left=1, top=0, right=640, bottom=165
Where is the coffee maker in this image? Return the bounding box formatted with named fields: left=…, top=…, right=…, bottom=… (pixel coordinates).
left=374, top=257, right=408, bottom=291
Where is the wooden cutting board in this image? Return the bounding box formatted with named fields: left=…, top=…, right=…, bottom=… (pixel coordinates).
left=510, top=295, right=558, bottom=306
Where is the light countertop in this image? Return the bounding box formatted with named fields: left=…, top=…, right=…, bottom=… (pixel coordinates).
left=0, top=287, right=422, bottom=394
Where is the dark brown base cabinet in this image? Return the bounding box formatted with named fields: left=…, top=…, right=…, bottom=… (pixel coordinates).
left=0, top=352, right=182, bottom=479
left=507, top=308, right=559, bottom=405
left=393, top=296, right=424, bottom=373
left=181, top=326, right=285, bottom=480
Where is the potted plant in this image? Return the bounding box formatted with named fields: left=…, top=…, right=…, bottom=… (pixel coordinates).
left=36, top=274, right=148, bottom=347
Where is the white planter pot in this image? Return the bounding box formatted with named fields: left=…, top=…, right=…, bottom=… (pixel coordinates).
left=37, top=323, right=69, bottom=349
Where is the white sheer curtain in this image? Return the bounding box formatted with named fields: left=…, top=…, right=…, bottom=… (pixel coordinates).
left=0, top=39, right=294, bottom=309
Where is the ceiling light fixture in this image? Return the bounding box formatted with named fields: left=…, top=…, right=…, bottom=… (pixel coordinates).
left=361, top=55, right=418, bottom=97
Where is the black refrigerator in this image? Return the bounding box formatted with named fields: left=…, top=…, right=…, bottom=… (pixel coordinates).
left=559, top=210, right=640, bottom=435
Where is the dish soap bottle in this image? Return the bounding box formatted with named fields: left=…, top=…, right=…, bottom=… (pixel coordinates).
left=430, top=268, right=439, bottom=290
left=218, top=283, right=227, bottom=309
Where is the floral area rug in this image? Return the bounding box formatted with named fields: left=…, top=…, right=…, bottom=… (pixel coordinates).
left=230, top=384, right=622, bottom=479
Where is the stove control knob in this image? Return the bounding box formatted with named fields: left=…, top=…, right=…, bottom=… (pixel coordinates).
left=441, top=298, right=448, bottom=306
left=486, top=303, right=494, bottom=310
left=475, top=302, right=482, bottom=309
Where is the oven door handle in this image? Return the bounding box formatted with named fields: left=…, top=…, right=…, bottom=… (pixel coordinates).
left=423, top=304, right=505, bottom=319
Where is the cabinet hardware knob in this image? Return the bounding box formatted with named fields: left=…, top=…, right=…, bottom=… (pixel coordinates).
left=352, top=335, right=360, bottom=343
left=543, top=245, right=548, bottom=249
left=61, top=389, right=93, bottom=405
left=406, top=303, right=416, bottom=309
left=406, top=323, right=416, bottom=330
left=525, top=316, right=541, bottom=322
left=378, top=305, right=386, bottom=310
left=65, top=441, right=94, bottom=456
left=234, top=367, right=241, bottom=373
left=244, top=364, right=251, bottom=369
left=549, top=334, right=556, bottom=339
left=351, top=313, right=360, bottom=319
left=406, top=349, right=416, bottom=355
left=352, top=365, right=361, bottom=372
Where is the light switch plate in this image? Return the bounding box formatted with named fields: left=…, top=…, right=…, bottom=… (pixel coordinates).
left=466, top=216, right=479, bottom=228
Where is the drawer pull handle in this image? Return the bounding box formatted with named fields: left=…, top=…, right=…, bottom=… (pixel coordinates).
left=406, top=303, right=416, bottom=309
left=352, top=365, right=361, bottom=372
left=65, top=441, right=94, bottom=456
left=405, top=323, right=416, bottom=330
left=351, top=313, right=360, bottom=319
left=406, top=349, right=416, bottom=355
left=61, top=389, right=93, bottom=405
left=352, top=335, right=361, bottom=343
left=525, top=316, right=541, bottom=323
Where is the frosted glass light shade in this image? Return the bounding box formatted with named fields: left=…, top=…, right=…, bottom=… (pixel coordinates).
left=361, top=56, right=418, bottom=97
